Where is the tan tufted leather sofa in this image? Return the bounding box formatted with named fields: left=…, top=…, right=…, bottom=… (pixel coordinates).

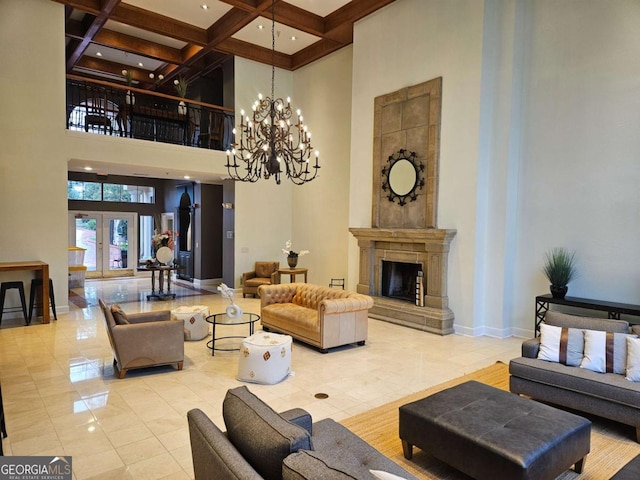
left=258, top=283, right=374, bottom=353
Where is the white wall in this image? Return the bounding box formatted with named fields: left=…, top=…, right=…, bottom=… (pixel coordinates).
left=350, top=0, right=640, bottom=337
left=0, top=0, right=69, bottom=310
left=232, top=58, right=293, bottom=286
left=232, top=50, right=353, bottom=288
left=511, top=1, right=640, bottom=334
left=349, top=0, right=486, bottom=330
left=292, top=47, right=353, bottom=286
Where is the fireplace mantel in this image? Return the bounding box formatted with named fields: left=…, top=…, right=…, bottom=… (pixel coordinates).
left=349, top=228, right=456, bottom=245
left=350, top=227, right=456, bottom=335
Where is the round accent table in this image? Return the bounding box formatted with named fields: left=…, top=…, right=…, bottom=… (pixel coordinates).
left=276, top=267, right=308, bottom=284
left=205, top=312, right=260, bottom=356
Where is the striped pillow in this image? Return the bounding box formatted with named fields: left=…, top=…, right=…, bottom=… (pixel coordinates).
left=537, top=323, right=584, bottom=366
left=580, top=329, right=637, bottom=374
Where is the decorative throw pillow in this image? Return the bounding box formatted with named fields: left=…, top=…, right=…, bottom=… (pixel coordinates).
left=370, top=470, right=409, bottom=480
left=282, top=451, right=358, bottom=480
left=223, top=386, right=312, bottom=480
left=580, top=329, right=637, bottom=374
left=537, top=323, right=584, bottom=366
left=110, top=304, right=129, bottom=325
left=626, top=337, right=640, bottom=381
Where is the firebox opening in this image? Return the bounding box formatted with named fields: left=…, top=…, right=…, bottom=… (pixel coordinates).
left=381, top=261, right=422, bottom=303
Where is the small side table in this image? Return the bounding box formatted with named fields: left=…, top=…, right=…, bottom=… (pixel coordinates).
left=277, top=267, right=308, bottom=284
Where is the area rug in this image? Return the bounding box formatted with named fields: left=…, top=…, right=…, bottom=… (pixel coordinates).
left=341, top=362, right=640, bottom=479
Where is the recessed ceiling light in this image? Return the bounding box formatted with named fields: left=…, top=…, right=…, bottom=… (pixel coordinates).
left=201, top=4, right=209, bottom=10
left=184, top=175, right=191, bottom=179
left=138, top=62, right=144, bottom=67
left=84, top=166, right=93, bottom=171
left=290, top=36, right=297, bottom=41
left=257, top=24, right=264, bottom=30
left=96, top=52, right=102, bottom=57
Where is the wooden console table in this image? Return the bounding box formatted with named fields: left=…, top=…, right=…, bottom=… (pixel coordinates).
left=535, top=294, right=640, bottom=335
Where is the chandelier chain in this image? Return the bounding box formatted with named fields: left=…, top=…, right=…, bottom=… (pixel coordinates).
left=271, top=0, right=275, bottom=101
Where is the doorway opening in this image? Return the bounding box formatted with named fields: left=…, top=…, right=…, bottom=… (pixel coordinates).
left=69, top=211, right=137, bottom=278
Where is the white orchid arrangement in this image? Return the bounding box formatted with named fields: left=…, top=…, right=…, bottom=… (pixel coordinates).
left=282, top=240, right=309, bottom=258
left=217, top=283, right=235, bottom=302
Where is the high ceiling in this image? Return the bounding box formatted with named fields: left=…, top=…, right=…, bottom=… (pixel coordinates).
left=56, top=0, right=396, bottom=90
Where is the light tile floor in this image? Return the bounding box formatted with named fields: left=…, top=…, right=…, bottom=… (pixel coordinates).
left=0, top=277, right=522, bottom=479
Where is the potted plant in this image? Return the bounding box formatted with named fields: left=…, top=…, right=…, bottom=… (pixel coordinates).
left=122, top=69, right=135, bottom=105
left=542, top=248, right=577, bottom=299
left=174, top=77, right=188, bottom=115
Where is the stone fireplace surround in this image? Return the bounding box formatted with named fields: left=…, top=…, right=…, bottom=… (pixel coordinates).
left=350, top=77, right=456, bottom=335
left=349, top=228, right=456, bottom=335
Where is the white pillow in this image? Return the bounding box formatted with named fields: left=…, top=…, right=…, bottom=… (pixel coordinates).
left=580, top=329, right=636, bottom=374
left=537, top=323, right=584, bottom=366
left=626, top=337, right=640, bottom=381
left=370, top=471, right=407, bottom=480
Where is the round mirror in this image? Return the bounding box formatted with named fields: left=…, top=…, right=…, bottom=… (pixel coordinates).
left=381, top=149, right=425, bottom=206
left=388, top=159, right=417, bottom=196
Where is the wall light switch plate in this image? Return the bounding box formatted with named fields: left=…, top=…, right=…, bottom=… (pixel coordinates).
left=226, top=231, right=233, bottom=239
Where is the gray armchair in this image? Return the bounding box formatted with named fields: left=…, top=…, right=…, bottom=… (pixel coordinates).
left=99, top=299, right=184, bottom=379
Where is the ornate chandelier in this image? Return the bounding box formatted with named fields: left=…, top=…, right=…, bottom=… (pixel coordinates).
left=225, top=0, right=320, bottom=185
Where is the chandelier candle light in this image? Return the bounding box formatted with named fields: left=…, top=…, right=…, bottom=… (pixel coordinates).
left=225, top=0, right=320, bottom=185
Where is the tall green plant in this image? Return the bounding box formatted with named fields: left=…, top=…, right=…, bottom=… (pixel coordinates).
left=121, top=69, right=133, bottom=87
left=543, top=248, right=577, bottom=286
left=174, top=77, right=188, bottom=98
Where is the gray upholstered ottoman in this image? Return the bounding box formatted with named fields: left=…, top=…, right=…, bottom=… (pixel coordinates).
left=399, top=381, right=591, bottom=480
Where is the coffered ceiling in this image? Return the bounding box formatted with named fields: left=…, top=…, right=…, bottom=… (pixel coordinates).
left=55, top=0, right=396, bottom=90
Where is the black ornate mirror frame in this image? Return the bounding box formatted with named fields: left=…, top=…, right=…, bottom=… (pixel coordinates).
left=381, top=149, right=425, bottom=206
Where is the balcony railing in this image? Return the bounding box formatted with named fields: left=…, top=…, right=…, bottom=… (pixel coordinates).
left=66, top=75, right=234, bottom=151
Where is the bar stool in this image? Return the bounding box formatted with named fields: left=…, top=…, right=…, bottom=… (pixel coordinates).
left=28, top=278, right=57, bottom=324
left=0, top=281, right=28, bottom=326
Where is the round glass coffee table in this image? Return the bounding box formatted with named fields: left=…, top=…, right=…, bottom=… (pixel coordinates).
left=205, top=312, right=260, bottom=356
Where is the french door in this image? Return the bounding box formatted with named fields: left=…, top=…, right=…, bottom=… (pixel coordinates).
left=69, top=211, right=137, bottom=278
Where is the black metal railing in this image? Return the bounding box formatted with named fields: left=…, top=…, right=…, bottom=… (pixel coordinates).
left=66, top=75, right=234, bottom=151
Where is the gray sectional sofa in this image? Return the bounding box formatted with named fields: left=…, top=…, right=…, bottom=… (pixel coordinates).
left=188, top=386, right=417, bottom=480
left=509, top=311, right=640, bottom=442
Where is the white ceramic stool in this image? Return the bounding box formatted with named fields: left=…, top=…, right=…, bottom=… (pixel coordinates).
left=237, top=331, right=292, bottom=384
left=172, top=305, right=210, bottom=341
